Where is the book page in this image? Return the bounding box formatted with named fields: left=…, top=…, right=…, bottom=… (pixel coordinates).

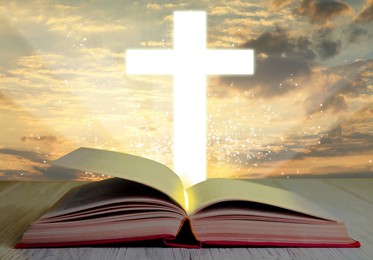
left=53, top=147, right=186, bottom=209
left=186, top=178, right=338, bottom=221
left=42, top=178, right=186, bottom=219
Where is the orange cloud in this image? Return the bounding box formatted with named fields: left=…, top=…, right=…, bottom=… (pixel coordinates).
left=353, top=0, right=373, bottom=23
left=294, top=0, right=352, bottom=25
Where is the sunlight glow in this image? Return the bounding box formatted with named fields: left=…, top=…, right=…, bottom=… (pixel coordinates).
left=184, top=190, right=189, bottom=213
left=126, top=11, right=254, bottom=187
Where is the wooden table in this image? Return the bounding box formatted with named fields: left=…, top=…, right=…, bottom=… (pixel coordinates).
left=1, top=179, right=372, bottom=259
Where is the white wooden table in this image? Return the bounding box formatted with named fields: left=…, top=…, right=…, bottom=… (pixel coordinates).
left=1, top=179, right=372, bottom=259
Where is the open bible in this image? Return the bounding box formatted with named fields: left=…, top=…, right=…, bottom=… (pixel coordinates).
left=16, top=147, right=360, bottom=248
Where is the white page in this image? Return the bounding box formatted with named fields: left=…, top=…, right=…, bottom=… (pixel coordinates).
left=53, top=147, right=186, bottom=209
left=187, top=178, right=339, bottom=221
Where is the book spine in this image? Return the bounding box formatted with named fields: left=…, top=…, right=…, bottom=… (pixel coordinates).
left=163, top=218, right=202, bottom=248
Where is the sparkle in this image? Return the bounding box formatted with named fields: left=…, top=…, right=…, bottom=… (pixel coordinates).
left=127, top=11, right=253, bottom=186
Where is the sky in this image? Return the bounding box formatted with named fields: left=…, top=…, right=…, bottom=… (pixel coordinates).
left=0, top=0, right=372, bottom=181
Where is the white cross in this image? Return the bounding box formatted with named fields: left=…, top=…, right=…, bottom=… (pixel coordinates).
left=126, top=11, right=254, bottom=187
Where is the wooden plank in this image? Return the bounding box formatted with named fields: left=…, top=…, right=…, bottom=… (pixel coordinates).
left=0, top=180, right=372, bottom=259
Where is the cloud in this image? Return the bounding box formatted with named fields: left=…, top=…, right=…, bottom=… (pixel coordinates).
left=313, top=28, right=342, bottom=60
left=33, top=165, right=81, bottom=180
left=242, top=27, right=316, bottom=60
left=0, top=17, right=33, bottom=63
left=305, top=94, right=348, bottom=117
left=0, top=1, right=131, bottom=35
left=0, top=163, right=82, bottom=180
left=0, top=148, right=44, bottom=164
left=219, top=27, right=341, bottom=98
left=146, top=3, right=161, bottom=10
left=328, top=59, right=373, bottom=96
left=235, top=118, right=373, bottom=174
left=45, top=17, right=130, bottom=33
left=320, top=94, right=348, bottom=112
left=317, top=39, right=341, bottom=59
left=353, top=0, right=373, bottom=23
left=0, top=92, right=23, bottom=112
left=221, top=56, right=310, bottom=98
left=269, top=171, right=373, bottom=178
left=219, top=22, right=371, bottom=102
left=365, top=107, right=373, bottom=116
left=304, top=59, right=372, bottom=116
left=304, top=159, right=373, bottom=177
left=294, top=0, right=352, bottom=25
left=270, top=0, right=293, bottom=10
left=244, top=26, right=343, bottom=61
left=21, top=135, right=60, bottom=144
left=343, top=26, right=368, bottom=43
left=209, top=1, right=267, bottom=17
left=238, top=148, right=300, bottom=164
left=294, top=124, right=373, bottom=160
left=0, top=169, right=39, bottom=179
left=0, top=147, right=84, bottom=180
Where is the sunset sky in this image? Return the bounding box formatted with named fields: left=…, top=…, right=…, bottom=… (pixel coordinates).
left=0, top=0, right=372, bottom=181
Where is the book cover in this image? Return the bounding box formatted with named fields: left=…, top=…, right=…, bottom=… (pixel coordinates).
left=16, top=148, right=360, bottom=248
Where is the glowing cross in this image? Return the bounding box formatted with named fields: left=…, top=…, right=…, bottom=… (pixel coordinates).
left=126, top=11, right=254, bottom=187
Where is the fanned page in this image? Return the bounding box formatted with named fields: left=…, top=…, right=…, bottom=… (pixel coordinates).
left=16, top=178, right=186, bottom=248
left=42, top=178, right=186, bottom=218
left=186, top=178, right=339, bottom=221
left=53, top=147, right=186, bottom=210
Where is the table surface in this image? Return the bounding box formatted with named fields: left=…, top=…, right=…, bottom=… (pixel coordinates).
left=0, top=179, right=372, bottom=260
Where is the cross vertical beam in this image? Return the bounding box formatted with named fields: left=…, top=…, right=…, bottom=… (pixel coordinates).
left=126, top=11, right=254, bottom=187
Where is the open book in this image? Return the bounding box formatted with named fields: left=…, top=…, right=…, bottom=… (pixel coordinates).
left=16, top=147, right=360, bottom=248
